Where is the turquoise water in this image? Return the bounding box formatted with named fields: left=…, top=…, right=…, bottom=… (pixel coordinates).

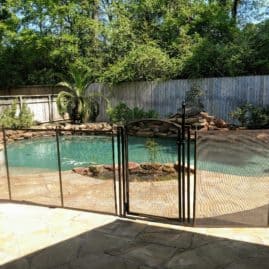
left=6, top=135, right=269, bottom=176
left=6, top=136, right=186, bottom=171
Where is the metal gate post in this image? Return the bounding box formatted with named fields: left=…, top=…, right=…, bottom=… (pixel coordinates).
left=187, top=126, right=191, bottom=223
left=111, top=126, right=118, bottom=215
left=177, top=127, right=182, bottom=221
left=55, top=127, right=64, bottom=207
left=123, top=126, right=130, bottom=215
left=121, top=127, right=127, bottom=217
left=181, top=101, right=186, bottom=221
left=117, top=126, right=123, bottom=216
left=193, top=131, right=197, bottom=225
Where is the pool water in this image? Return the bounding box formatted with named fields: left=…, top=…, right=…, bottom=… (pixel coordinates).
left=6, top=136, right=186, bottom=171
left=5, top=135, right=269, bottom=176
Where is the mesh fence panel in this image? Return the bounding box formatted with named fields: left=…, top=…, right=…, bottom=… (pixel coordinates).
left=5, top=130, right=62, bottom=206
left=59, top=131, right=116, bottom=214
left=126, top=135, right=179, bottom=219
left=196, top=130, right=269, bottom=227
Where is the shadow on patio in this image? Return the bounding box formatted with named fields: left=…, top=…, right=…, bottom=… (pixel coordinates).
left=1, top=203, right=269, bottom=269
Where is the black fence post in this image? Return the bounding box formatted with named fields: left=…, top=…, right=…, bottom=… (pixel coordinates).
left=121, top=127, right=126, bottom=217
left=111, top=126, right=118, bottom=215
left=187, top=127, right=191, bottom=223
left=124, top=126, right=129, bottom=214
left=181, top=101, right=186, bottom=222
left=177, top=127, right=182, bottom=222
left=117, top=126, right=123, bottom=216
left=56, top=127, right=64, bottom=207
left=2, top=127, right=12, bottom=200
left=193, top=131, right=197, bottom=225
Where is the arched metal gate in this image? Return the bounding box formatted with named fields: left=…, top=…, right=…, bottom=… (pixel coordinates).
left=1, top=103, right=196, bottom=225
left=117, top=105, right=197, bottom=224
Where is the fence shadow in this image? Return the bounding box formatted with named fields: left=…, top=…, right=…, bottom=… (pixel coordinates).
left=1, top=214, right=269, bottom=269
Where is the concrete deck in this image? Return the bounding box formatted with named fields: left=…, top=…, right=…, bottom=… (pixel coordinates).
left=0, top=202, right=269, bottom=269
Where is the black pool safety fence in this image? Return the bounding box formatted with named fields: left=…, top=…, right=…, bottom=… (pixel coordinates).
left=195, top=129, right=269, bottom=227
left=1, top=127, right=118, bottom=216
left=1, top=104, right=268, bottom=227
left=0, top=126, right=196, bottom=224
left=0, top=103, right=197, bottom=225
left=116, top=120, right=196, bottom=224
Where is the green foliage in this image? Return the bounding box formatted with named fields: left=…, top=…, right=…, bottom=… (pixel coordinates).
left=0, top=100, right=33, bottom=128
left=0, top=101, right=18, bottom=128
left=107, top=102, right=158, bottom=124
left=185, top=84, right=204, bottom=110
left=145, top=138, right=160, bottom=164
left=0, top=1, right=269, bottom=88
left=106, top=103, right=130, bottom=124
left=230, top=103, right=269, bottom=128
left=101, top=44, right=176, bottom=84
left=18, top=103, right=34, bottom=128
left=56, top=69, right=106, bottom=124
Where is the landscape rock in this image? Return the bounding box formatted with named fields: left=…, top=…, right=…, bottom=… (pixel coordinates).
left=256, top=133, right=269, bottom=142
left=155, top=132, right=168, bottom=137
left=23, top=132, right=33, bottom=139
left=141, top=162, right=162, bottom=170
left=136, top=131, right=154, bottom=137
left=128, top=162, right=140, bottom=171
left=72, top=167, right=89, bottom=176
left=162, top=164, right=176, bottom=174
left=72, top=162, right=195, bottom=178
left=200, top=126, right=209, bottom=132
left=186, top=117, right=199, bottom=124
left=103, top=164, right=114, bottom=171
left=214, top=118, right=227, bottom=128
left=89, top=165, right=103, bottom=176
left=168, top=108, right=227, bottom=132
left=200, top=112, right=209, bottom=118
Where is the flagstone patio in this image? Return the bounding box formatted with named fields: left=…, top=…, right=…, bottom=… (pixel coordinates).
left=0, top=202, right=269, bottom=269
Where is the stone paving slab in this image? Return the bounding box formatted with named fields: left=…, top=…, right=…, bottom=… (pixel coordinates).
left=108, top=241, right=176, bottom=268
left=70, top=253, right=141, bottom=269
left=0, top=202, right=269, bottom=269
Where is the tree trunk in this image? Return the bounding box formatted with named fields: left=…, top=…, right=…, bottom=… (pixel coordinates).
left=92, top=0, right=99, bottom=20
left=232, top=0, right=240, bottom=20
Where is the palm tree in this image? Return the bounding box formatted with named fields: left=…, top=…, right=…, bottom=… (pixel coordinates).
left=56, top=70, right=104, bottom=124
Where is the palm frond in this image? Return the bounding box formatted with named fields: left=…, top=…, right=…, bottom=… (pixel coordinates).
left=55, top=69, right=102, bottom=123
left=82, top=97, right=100, bottom=122
left=68, top=69, right=91, bottom=96
left=56, top=82, right=74, bottom=92
left=56, top=91, right=75, bottom=117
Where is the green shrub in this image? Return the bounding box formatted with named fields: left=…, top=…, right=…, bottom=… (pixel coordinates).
left=145, top=139, right=160, bottom=164
left=107, top=103, right=131, bottom=123
left=101, top=44, right=176, bottom=84
left=230, top=103, right=269, bottom=128
left=185, top=84, right=204, bottom=110
left=18, top=103, right=34, bottom=128
left=0, top=100, right=34, bottom=128
left=107, top=102, right=158, bottom=123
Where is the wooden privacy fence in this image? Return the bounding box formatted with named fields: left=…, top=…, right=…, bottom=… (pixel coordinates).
left=88, top=75, right=269, bottom=122
left=0, top=95, right=63, bottom=123
left=0, top=75, right=268, bottom=123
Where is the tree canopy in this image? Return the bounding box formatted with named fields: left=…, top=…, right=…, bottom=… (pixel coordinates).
left=0, top=0, right=268, bottom=88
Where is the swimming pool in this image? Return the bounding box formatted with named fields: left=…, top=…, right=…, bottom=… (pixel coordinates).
left=5, top=134, right=269, bottom=176
left=6, top=136, right=184, bottom=171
